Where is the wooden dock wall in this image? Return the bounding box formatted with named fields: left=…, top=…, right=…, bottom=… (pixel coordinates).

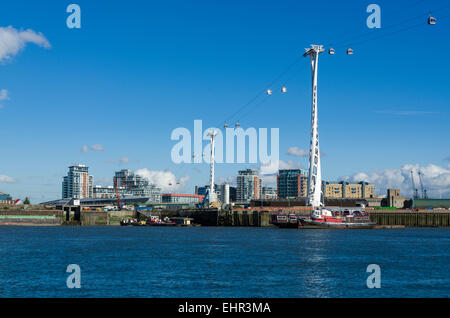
left=216, top=210, right=272, bottom=227
left=81, top=210, right=134, bottom=226
left=167, top=209, right=274, bottom=227
left=370, top=211, right=450, bottom=227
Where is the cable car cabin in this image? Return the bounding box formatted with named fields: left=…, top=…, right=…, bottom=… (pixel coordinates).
left=347, top=48, right=354, bottom=55
left=428, top=16, right=436, bottom=25
left=281, top=87, right=287, bottom=93
left=328, top=48, right=335, bottom=55
left=266, top=89, right=272, bottom=95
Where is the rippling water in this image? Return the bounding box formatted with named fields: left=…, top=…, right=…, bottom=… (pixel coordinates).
left=0, top=226, right=449, bottom=297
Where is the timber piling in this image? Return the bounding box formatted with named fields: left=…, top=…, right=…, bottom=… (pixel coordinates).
left=370, top=210, right=450, bottom=227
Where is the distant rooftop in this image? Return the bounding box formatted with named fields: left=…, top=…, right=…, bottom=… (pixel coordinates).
left=40, top=196, right=154, bottom=206
left=162, top=194, right=204, bottom=198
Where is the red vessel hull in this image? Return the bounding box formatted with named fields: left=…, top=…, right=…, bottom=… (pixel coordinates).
left=299, top=217, right=376, bottom=229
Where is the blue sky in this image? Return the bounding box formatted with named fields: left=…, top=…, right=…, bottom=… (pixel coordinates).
left=1, top=0, right=450, bottom=202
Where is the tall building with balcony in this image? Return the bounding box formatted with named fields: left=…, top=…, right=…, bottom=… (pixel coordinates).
left=277, top=169, right=308, bottom=199
left=92, top=185, right=129, bottom=199
left=114, top=169, right=143, bottom=189
left=62, top=164, right=93, bottom=199
left=229, top=186, right=237, bottom=202
left=236, top=169, right=262, bottom=202
left=262, top=186, right=277, bottom=200
left=112, top=169, right=161, bottom=202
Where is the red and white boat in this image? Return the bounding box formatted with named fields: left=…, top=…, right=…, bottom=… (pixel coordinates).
left=299, top=209, right=376, bottom=229
left=146, top=216, right=176, bottom=226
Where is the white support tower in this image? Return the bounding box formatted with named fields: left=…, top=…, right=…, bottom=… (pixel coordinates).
left=207, top=130, right=218, bottom=203
left=303, top=45, right=325, bottom=207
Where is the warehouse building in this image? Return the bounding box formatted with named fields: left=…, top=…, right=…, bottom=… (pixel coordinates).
left=0, top=191, right=11, bottom=201
left=413, top=199, right=450, bottom=209
left=0, top=191, right=12, bottom=204
left=162, top=194, right=205, bottom=204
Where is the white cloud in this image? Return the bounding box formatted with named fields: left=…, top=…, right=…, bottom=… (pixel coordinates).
left=135, top=168, right=190, bottom=193
left=95, top=177, right=111, bottom=186
left=344, top=163, right=450, bottom=198
left=119, top=157, right=129, bottom=164
left=0, top=89, right=9, bottom=108
left=80, top=145, right=89, bottom=153
left=106, top=157, right=130, bottom=164
left=286, top=146, right=325, bottom=157
left=0, top=174, right=16, bottom=183
left=0, top=26, right=51, bottom=62
left=90, top=144, right=104, bottom=151
left=0, top=89, right=8, bottom=100
left=80, top=144, right=104, bottom=152
left=216, top=176, right=236, bottom=186
left=286, top=146, right=308, bottom=157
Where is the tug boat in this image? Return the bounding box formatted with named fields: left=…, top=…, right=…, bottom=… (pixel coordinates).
left=298, top=209, right=376, bottom=229
left=146, top=216, right=177, bottom=226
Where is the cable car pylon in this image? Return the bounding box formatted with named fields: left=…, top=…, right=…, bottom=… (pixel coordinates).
left=303, top=44, right=325, bottom=208
left=428, top=12, right=436, bottom=25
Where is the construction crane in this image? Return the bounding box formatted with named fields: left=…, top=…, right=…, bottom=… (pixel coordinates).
left=113, top=178, right=122, bottom=210
left=196, top=190, right=209, bottom=209
left=418, top=171, right=428, bottom=199
left=410, top=171, right=419, bottom=200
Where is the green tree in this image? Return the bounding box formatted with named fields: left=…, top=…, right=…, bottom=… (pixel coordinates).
left=23, top=197, right=30, bottom=205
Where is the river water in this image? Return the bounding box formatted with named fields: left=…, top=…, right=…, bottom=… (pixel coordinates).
left=0, top=226, right=448, bottom=297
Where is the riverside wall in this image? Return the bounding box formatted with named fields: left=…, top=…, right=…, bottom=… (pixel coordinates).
left=1, top=206, right=450, bottom=227
left=0, top=209, right=64, bottom=225
left=369, top=210, right=450, bottom=227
